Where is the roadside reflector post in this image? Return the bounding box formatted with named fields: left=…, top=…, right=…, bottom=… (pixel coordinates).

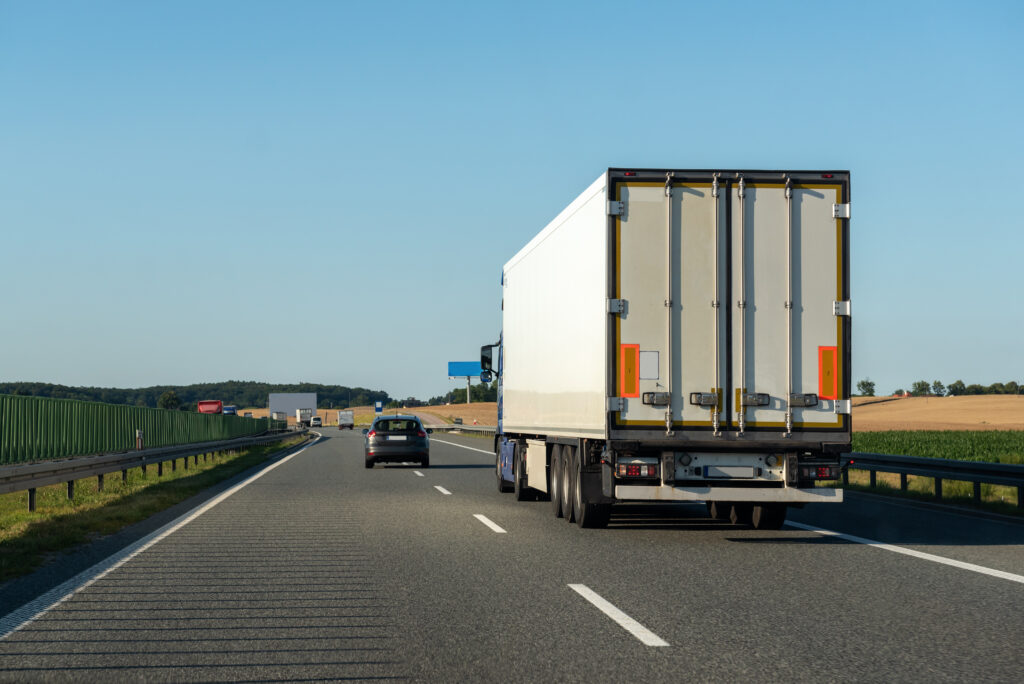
left=28, top=488, right=36, bottom=512
left=935, top=478, right=943, bottom=500
left=67, top=480, right=74, bottom=500
left=97, top=473, right=104, bottom=492
left=900, top=473, right=908, bottom=491
left=141, top=462, right=147, bottom=477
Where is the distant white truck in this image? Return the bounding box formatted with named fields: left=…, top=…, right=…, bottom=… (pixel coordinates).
left=337, top=410, right=355, bottom=430
left=481, top=168, right=851, bottom=530
left=295, top=408, right=313, bottom=428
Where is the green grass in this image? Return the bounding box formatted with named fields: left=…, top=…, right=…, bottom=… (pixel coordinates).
left=852, top=431, right=1024, bottom=464
left=0, top=435, right=306, bottom=583
left=845, top=430, right=1024, bottom=516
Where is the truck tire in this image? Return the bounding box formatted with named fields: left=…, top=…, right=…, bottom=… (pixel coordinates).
left=573, top=450, right=611, bottom=529
left=751, top=503, right=787, bottom=530
left=729, top=503, right=753, bottom=527
left=497, top=452, right=513, bottom=493
left=513, top=443, right=533, bottom=501
left=549, top=445, right=564, bottom=517
left=706, top=501, right=729, bottom=520
left=562, top=447, right=576, bottom=523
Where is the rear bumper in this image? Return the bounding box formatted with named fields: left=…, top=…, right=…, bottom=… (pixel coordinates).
left=367, top=445, right=429, bottom=462
left=615, top=484, right=843, bottom=503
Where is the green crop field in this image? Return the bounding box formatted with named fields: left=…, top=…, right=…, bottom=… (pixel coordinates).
left=852, top=431, right=1024, bottom=464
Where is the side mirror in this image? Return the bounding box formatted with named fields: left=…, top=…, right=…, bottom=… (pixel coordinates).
left=480, top=344, right=493, bottom=371
left=426, top=428, right=433, bottom=434
left=480, top=370, right=493, bottom=383
left=362, top=428, right=369, bottom=435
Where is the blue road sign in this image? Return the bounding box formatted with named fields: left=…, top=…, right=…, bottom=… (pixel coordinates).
left=448, top=361, right=482, bottom=377
left=374, top=401, right=383, bottom=414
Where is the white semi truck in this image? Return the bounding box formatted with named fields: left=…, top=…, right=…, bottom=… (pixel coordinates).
left=295, top=408, right=313, bottom=428
left=481, top=168, right=851, bottom=529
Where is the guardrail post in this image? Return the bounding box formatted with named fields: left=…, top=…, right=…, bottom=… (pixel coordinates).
left=869, top=470, right=876, bottom=488
left=183, top=456, right=189, bottom=471
left=1018, top=486, right=1023, bottom=509
left=142, top=462, right=147, bottom=477
left=935, top=478, right=943, bottom=500
left=158, top=462, right=163, bottom=477
left=171, top=458, right=176, bottom=472
left=973, top=481, right=982, bottom=505
left=97, top=473, right=104, bottom=492
left=121, top=469, right=128, bottom=483
left=900, top=473, right=907, bottom=491
left=194, top=454, right=198, bottom=466
left=842, top=469, right=848, bottom=485
left=28, top=488, right=36, bottom=512
left=67, top=480, right=74, bottom=500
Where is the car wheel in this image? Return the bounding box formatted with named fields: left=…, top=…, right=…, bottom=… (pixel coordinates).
left=497, top=451, right=512, bottom=493
left=421, top=455, right=430, bottom=468
left=751, top=503, right=787, bottom=530
left=365, top=457, right=374, bottom=469
left=562, top=446, right=576, bottom=523
left=730, top=503, right=753, bottom=526
left=513, top=443, right=532, bottom=502
left=573, top=450, right=611, bottom=528
left=549, top=445, right=563, bottom=517
left=706, top=501, right=730, bottom=520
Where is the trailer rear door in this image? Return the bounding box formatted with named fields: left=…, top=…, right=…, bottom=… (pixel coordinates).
left=610, top=171, right=850, bottom=437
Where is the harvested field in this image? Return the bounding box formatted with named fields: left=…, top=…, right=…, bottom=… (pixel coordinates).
left=852, top=395, right=1024, bottom=432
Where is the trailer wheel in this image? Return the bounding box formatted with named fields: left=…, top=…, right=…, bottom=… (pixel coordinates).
left=751, top=503, right=787, bottom=530
left=549, top=445, right=564, bottom=517
left=497, top=452, right=512, bottom=493
left=562, top=447, right=576, bottom=523
left=729, top=503, right=753, bottom=527
left=706, top=501, right=729, bottom=520
left=513, top=443, right=533, bottom=501
left=573, top=450, right=610, bottom=529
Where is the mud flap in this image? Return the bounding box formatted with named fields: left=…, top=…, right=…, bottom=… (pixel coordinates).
left=592, top=464, right=616, bottom=503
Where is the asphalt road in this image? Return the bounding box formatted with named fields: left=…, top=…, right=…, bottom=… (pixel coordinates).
left=1, top=431, right=1023, bottom=682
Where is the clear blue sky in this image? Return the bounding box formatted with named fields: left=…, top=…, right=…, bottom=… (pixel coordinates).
left=1, top=0, right=1021, bottom=400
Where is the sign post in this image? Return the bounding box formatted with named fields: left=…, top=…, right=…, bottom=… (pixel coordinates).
left=447, top=361, right=483, bottom=404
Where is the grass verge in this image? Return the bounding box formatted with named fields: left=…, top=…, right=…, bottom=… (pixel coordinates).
left=0, top=435, right=306, bottom=583
left=841, top=469, right=1022, bottom=517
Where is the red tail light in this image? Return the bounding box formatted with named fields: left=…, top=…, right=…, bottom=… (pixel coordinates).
left=367, top=430, right=376, bottom=438
left=417, top=430, right=427, bottom=437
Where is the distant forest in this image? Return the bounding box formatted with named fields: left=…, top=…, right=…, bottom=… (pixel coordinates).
left=0, top=381, right=392, bottom=410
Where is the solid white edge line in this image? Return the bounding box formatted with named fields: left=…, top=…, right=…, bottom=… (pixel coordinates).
left=434, top=485, right=452, bottom=495
left=431, top=438, right=493, bottom=455
left=0, top=434, right=322, bottom=641
left=413, top=471, right=425, bottom=477
left=473, top=514, right=507, bottom=534
left=568, top=584, right=669, bottom=647
left=785, top=521, right=1024, bottom=585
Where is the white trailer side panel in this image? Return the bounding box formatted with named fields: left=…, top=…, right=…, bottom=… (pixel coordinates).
left=502, top=175, right=608, bottom=437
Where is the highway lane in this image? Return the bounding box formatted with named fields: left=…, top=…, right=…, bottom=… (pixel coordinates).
left=1, top=430, right=1023, bottom=681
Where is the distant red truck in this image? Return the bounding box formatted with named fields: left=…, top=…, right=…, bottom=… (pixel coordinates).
left=197, top=400, right=223, bottom=414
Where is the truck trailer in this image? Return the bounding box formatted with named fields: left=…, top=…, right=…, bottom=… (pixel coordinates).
left=295, top=408, right=313, bottom=428
left=337, top=410, right=355, bottom=430
left=481, top=168, right=851, bottom=529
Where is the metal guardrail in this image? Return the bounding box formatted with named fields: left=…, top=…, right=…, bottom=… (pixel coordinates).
left=431, top=425, right=496, bottom=434
left=0, top=430, right=307, bottom=511
left=848, top=452, right=1024, bottom=508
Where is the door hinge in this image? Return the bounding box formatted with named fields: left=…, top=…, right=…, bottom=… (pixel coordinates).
left=607, top=298, right=627, bottom=315
left=832, top=203, right=851, bottom=219
left=607, top=200, right=624, bottom=216
left=833, top=300, right=851, bottom=316
left=607, top=397, right=626, bottom=412
left=833, top=399, right=851, bottom=415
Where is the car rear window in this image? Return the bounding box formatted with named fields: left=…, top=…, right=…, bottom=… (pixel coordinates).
left=375, top=419, right=420, bottom=433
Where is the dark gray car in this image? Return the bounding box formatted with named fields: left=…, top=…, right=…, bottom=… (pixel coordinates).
left=363, top=415, right=431, bottom=468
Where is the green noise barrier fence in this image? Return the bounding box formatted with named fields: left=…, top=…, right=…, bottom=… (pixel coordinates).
left=0, top=394, right=287, bottom=466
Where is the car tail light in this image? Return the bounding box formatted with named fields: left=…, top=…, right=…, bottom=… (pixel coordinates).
left=367, top=430, right=376, bottom=438
left=417, top=430, right=427, bottom=437
left=617, top=463, right=659, bottom=478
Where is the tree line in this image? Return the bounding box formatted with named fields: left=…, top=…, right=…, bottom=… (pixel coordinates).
left=0, top=381, right=391, bottom=411
left=856, top=378, right=1022, bottom=397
